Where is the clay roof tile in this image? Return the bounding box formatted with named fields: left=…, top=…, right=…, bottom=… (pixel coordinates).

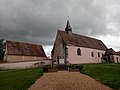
left=58, top=30, right=107, bottom=50
left=6, top=40, right=46, bottom=57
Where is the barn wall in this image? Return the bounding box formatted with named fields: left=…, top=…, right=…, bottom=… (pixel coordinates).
left=67, top=45, right=106, bottom=64
left=6, top=55, right=47, bottom=62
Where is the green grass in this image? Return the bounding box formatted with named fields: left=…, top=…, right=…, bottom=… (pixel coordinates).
left=81, top=63, right=120, bottom=90
left=0, top=68, right=43, bottom=90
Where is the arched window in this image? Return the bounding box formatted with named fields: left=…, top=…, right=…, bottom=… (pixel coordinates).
left=77, top=48, right=81, bottom=56
left=98, top=52, right=100, bottom=57
left=91, top=52, right=94, bottom=57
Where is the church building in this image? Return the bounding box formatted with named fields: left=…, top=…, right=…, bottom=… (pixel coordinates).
left=52, top=20, right=108, bottom=64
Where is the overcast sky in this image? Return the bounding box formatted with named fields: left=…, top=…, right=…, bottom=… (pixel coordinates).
left=0, top=0, right=120, bottom=56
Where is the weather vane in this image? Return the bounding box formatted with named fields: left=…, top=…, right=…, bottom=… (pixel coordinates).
left=67, top=16, right=69, bottom=20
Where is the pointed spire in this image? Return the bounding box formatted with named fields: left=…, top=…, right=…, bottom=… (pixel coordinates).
left=65, top=16, right=72, bottom=35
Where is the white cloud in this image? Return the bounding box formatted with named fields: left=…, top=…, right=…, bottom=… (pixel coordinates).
left=96, top=35, right=120, bottom=51
left=43, top=45, right=52, bottom=57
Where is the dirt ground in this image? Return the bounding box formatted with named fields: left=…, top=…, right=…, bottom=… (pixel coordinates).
left=29, top=71, right=113, bottom=90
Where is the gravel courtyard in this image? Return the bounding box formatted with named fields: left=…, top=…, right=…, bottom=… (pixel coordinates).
left=29, top=71, right=112, bottom=90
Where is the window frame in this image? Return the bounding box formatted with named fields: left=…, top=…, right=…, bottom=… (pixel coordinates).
left=98, top=52, right=100, bottom=57
left=91, top=52, right=94, bottom=57
left=77, top=48, right=81, bottom=56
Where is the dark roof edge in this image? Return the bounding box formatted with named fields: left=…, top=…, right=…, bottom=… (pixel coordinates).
left=58, top=30, right=66, bottom=44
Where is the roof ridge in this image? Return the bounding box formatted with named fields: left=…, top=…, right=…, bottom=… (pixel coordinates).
left=6, top=40, right=42, bottom=46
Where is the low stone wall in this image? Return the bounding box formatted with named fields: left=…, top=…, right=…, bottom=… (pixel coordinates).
left=0, top=60, right=51, bottom=69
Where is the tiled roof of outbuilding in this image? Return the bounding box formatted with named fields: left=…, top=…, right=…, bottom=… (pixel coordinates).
left=104, top=48, right=120, bottom=56
left=58, top=30, right=107, bottom=50
left=6, top=40, right=47, bottom=57
left=104, top=48, right=115, bottom=55
left=115, top=51, right=120, bottom=55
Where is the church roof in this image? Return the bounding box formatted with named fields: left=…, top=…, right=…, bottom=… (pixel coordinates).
left=6, top=40, right=47, bottom=57
left=58, top=30, right=107, bottom=50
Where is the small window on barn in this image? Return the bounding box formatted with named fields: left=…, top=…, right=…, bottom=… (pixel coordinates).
left=77, top=48, right=81, bottom=56
left=98, top=52, right=100, bottom=57
left=91, top=52, right=94, bottom=57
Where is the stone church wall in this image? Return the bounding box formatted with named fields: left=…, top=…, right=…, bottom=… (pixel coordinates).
left=67, top=45, right=106, bottom=64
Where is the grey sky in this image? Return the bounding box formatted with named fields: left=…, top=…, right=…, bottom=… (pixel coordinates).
left=0, top=0, right=120, bottom=55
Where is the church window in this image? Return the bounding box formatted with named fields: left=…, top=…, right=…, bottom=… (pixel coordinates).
left=98, top=52, right=100, bottom=57
left=77, top=48, right=81, bottom=56
left=91, top=52, right=94, bottom=57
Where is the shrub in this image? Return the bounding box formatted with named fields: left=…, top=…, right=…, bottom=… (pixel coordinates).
left=43, top=66, right=48, bottom=72
left=43, top=65, right=58, bottom=72
left=69, top=64, right=83, bottom=71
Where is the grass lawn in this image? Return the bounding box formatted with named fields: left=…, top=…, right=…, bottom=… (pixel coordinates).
left=0, top=67, right=43, bottom=90
left=81, top=63, right=120, bottom=90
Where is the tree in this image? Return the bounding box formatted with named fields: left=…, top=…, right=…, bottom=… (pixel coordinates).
left=0, top=39, right=5, bottom=61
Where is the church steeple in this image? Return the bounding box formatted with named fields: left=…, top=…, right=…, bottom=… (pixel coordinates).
left=65, top=18, right=72, bottom=35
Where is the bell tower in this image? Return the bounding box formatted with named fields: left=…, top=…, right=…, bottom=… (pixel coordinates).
left=65, top=18, right=72, bottom=35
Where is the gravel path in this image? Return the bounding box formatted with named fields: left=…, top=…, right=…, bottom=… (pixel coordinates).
left=29, top=71, right=112, bottom=90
